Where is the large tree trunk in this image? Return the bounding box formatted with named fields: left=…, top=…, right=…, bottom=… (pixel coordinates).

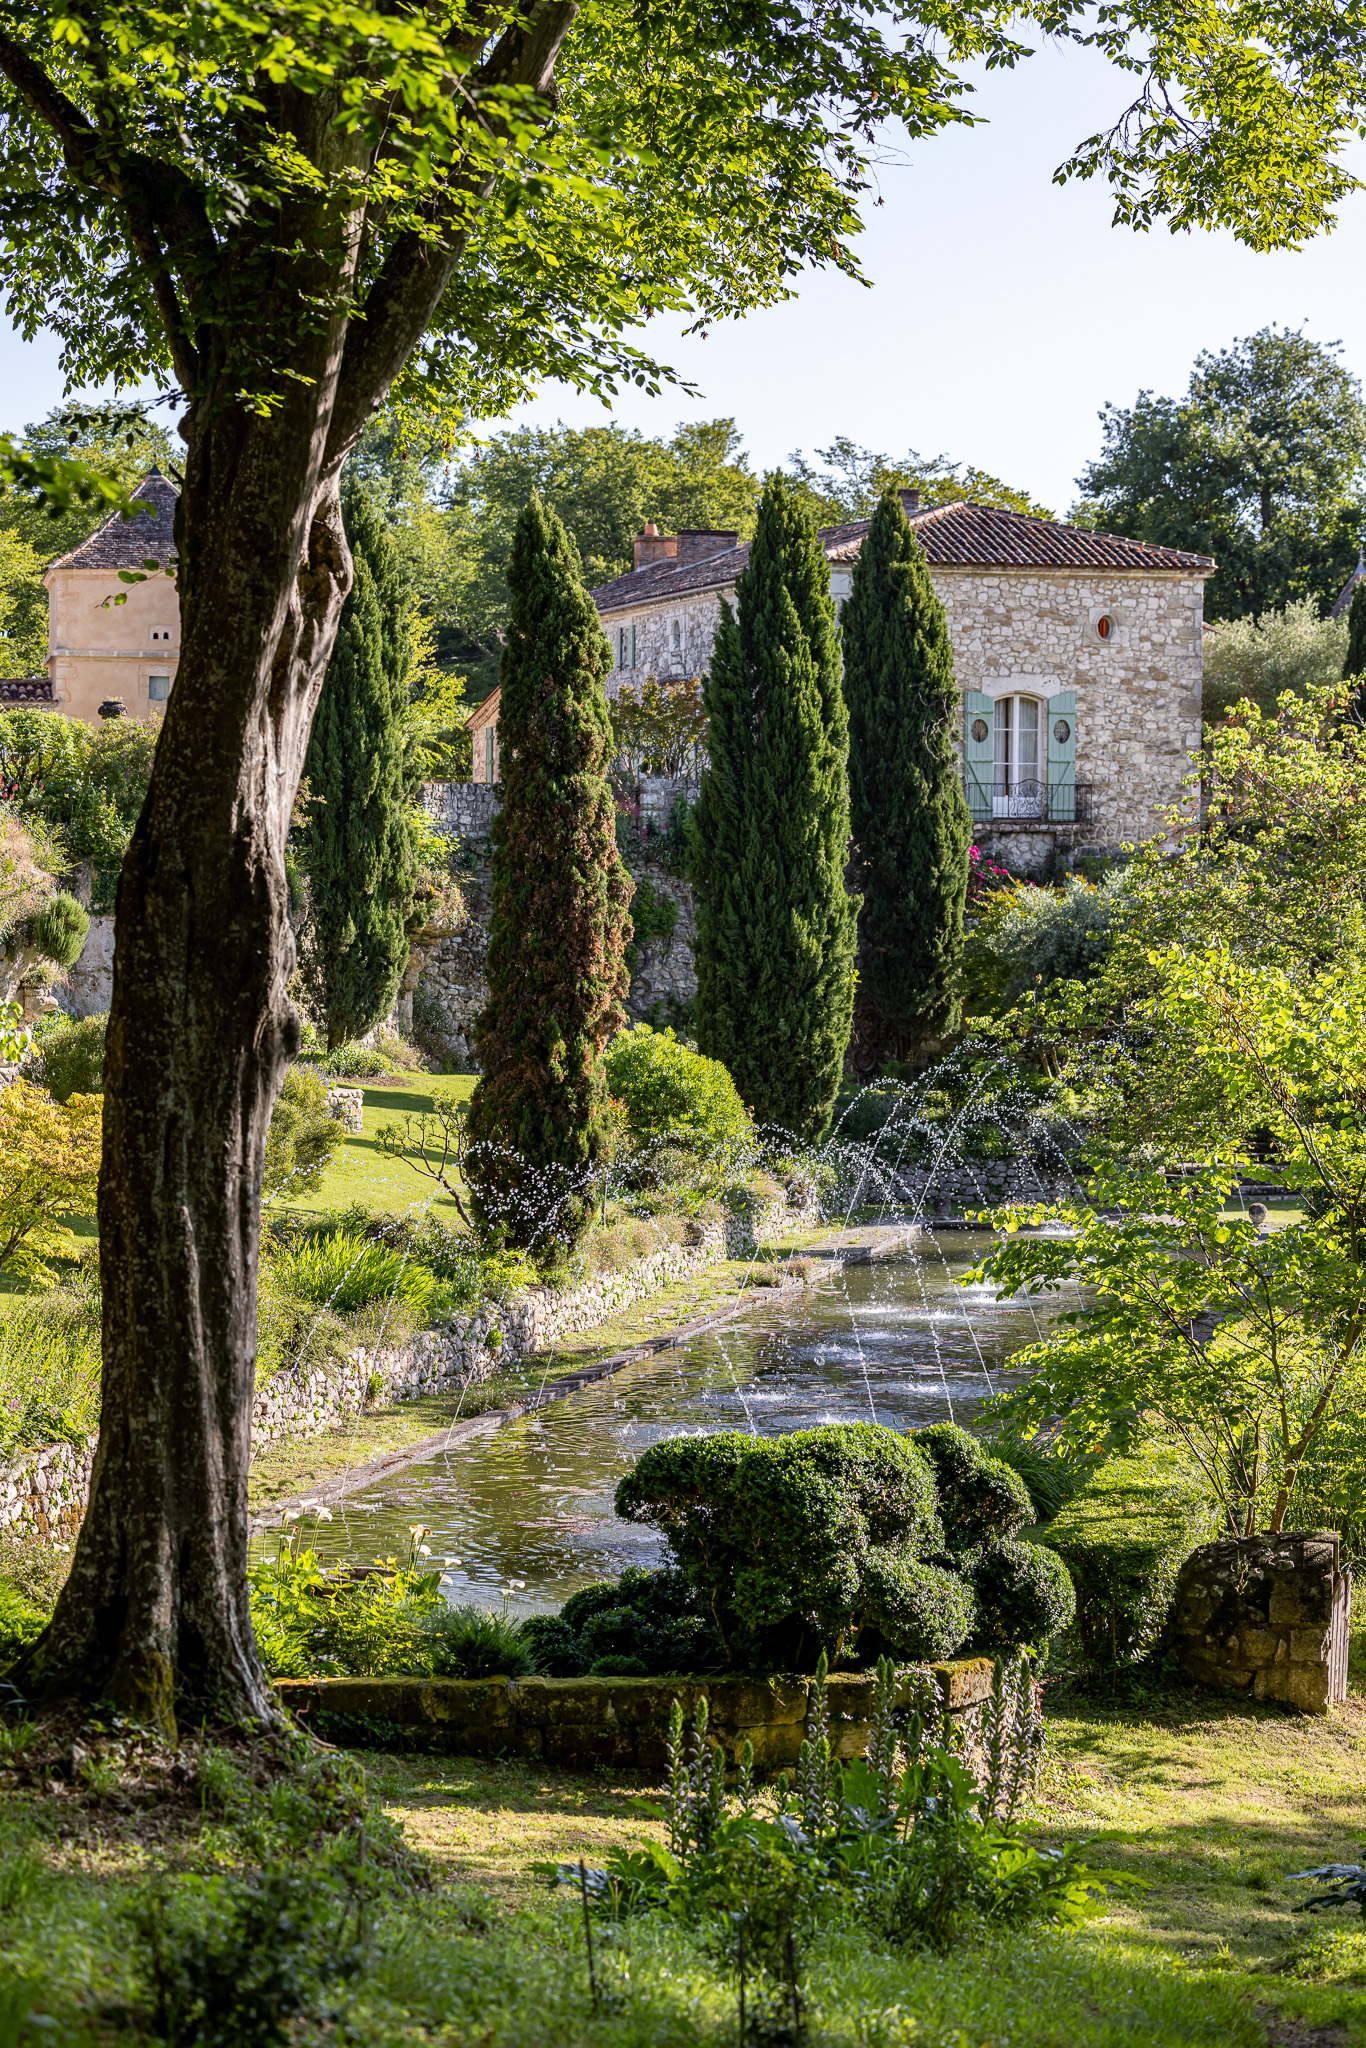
left=9, top=22, right=576, bottom=1741
left=18, top=362, right=358, bottom=1737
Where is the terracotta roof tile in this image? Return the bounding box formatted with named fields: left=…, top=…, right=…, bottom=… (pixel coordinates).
left=46, top=471, right=178, bottom=574
left=0, top=677, right=53, bottom=703
left=590, top=501, right=1215, bottom=612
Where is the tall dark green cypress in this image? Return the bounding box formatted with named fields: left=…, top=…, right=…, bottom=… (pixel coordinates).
left=466, top=495, right=632, bottom=1251
left=1344, top=575, right=1366, bottom=682
left=842, top=488, right=972, bottom=1052
left=691, top=474, right=858, bottom=1142
left=301, top=479, right=417, bottom=1049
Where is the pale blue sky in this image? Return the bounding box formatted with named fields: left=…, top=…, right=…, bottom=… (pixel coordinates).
left=1, top=36, right=1363, bottom=516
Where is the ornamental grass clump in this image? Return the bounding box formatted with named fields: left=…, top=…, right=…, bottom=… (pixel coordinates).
left=268, top=1230, right=437, bottom=1317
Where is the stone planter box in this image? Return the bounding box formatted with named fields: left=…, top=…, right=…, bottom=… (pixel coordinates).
left=275, top=1659, right=998, bottom=1775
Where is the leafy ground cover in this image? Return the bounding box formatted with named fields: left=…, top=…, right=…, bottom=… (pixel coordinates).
left=1, top=1679, right=1364, bottom=2044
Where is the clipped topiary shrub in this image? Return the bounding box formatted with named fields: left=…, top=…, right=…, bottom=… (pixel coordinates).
left=915, top=1422, right=1033, bottom=1550
left=28, top=1010, right=107, bottom=1102
left=603, top=1023, right=752, bottom=1160
left=1044, top=1446, right=1220, bottom=1672
left=615, top=1424, right=949, bottom=1670
left=522, top=1566, right=725, bottom=1677
left=968, top=1538, right=1076, bottom=1650
left=860, top=1548, right=976, bottom=1662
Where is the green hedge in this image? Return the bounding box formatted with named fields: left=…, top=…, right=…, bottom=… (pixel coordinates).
left=1043, top=1445, right=1220, bottom=1670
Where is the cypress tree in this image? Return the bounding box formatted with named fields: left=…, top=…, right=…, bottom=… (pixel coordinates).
left=690, top=473, right=858, bottom=1142
left=1344, top=575, right=1366, bottom=683
left=300, top=479, right=418, bottom=1049
left=466, top=495, right=632, bottom=1251
left=842, top=487, right=971, bottom=1053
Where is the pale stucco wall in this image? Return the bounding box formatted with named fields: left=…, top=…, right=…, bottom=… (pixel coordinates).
left=45, top=564, right=180, bottom=725
left=600, top=563, right=1207, bottom=854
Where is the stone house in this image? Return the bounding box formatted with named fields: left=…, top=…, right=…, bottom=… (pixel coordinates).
left=588, top=497, right=1215, bottom=871
left=42, top=472, right=180, bottom=725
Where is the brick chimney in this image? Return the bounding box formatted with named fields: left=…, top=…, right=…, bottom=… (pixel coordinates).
left=674, top=529, right=740, bottom=566
left=633, top=521, right=678, bottom=570
left=898, top=488, right=921, bottom=515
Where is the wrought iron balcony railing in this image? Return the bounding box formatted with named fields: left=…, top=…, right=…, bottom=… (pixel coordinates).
left=963, top=773, right=1094, bottom=826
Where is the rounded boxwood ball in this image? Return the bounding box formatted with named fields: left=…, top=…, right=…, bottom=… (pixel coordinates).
left=862, top=1547, right=975, bottom=1660
left=915, top=1422, right=1033, bottom=1548
left=969, top=1537, right=1075, bottom=1648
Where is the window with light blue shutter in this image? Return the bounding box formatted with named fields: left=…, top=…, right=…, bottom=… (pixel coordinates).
left=1048, top=692, right=1076, bottom=820
left=962, top=692, right=993, bottom=823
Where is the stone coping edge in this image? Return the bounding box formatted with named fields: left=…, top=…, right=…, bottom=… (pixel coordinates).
left=275, top=1659, right=997, bottom=1772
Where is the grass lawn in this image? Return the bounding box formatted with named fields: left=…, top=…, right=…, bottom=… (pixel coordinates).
left=4, top=1679, right=1366, bottom=2044
left=270, top=1074, right=476, bottom=1223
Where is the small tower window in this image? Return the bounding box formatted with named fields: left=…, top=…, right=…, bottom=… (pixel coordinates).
left=1095, top=614, right=1113, bottom=641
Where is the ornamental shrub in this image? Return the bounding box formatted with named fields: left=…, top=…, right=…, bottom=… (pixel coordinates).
left=24, top=890, right=89, bottom=969
left=859, top=1549, right=976, bottom=1662
left=522, top=1566, right=725, bottom=1677
left=28, top=1009, right=106, bottom=1101
left=614, top=1424, right=949, bottom=1670
left=968, top=1538, right=1076, bottom=1649
left=0, top=1579, right=48, bottom=1667
left=262, top=1066, right=343, bottom=1200
left=1044, top=1445, right=1220, bottom=1671
left=602, top=1023, right=752, bottom=1160
left=419, top=1602, right=536, bottom=1678
left=915, top=1423, right=1033, bottom=1551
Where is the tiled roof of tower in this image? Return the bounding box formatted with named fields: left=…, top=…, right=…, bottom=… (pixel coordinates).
left=0, top=677, right=53, bottom=703
left=590, top=501, right=1215, bottom=611
left=46, top=471, right=178, bottom=573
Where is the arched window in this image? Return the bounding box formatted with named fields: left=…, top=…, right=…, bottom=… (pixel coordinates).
left=994, top=695, right=1043, bottom=816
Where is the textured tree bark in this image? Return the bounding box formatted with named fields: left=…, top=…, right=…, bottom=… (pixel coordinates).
left=8, top=12, right=576, bottom=1739
left=19, top=423, right=353, bottom=1733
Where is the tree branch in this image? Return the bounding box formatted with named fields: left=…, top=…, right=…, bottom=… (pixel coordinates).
left=325, top=0, right=577, bottom=463
left=0, top=28, right=113, bottom=187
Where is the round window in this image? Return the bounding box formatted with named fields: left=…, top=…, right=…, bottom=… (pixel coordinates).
left=970, top=717, right=989, bottom=743
left=1096, top=614, right=1113, bottom=640
left=1053, top=718, right=1071, bottom=745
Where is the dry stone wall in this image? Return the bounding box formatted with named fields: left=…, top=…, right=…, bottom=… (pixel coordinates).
left=1166, top=1532, right=1351, bottom=1714
left=0, top=1222, right=736, bottom=1548
left=412, top=849, right=699, bottom=1063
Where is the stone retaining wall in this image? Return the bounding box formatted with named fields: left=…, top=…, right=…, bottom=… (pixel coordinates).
left=1166, top=1532, right=1351, bottom=1715
left=0, top=1438, right=94, bottom=1544
left=276, top=1659, right=997, bottom=1775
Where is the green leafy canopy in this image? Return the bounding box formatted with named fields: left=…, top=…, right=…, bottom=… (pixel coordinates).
left=0, top=2, right=1357, bottom=436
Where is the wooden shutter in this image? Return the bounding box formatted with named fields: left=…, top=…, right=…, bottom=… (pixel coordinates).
left=630, top=623, right=636, bottom=670
left=962, top=691, right=993, bottom=823
left=1047, top=691, right=1076, bottom=821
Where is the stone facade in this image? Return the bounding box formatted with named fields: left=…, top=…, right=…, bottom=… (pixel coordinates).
left=592, top=501, right=1213, bottom=874
left=423, top=781, right=499, bottom=840
left=1166, top=1533, right=1351, bottom=1715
